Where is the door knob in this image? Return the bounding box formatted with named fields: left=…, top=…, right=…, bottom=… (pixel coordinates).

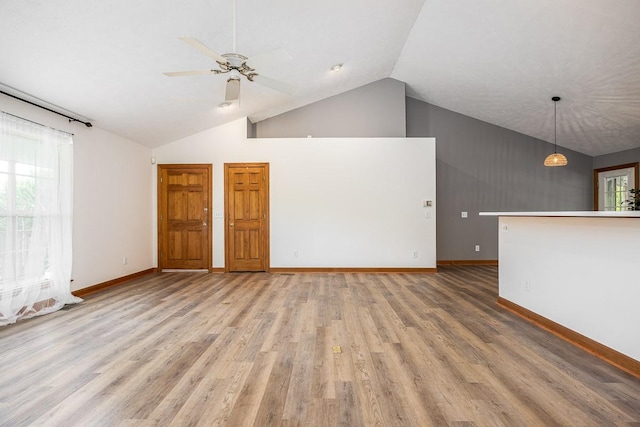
left=230, top=223, right=234, bottom=227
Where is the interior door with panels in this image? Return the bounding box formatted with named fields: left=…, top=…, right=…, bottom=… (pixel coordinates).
left=158, top=164, right=212, bottom=271
left=225, top=163, right=269, bottom=272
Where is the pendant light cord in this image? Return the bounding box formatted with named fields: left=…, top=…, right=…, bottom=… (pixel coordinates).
left=554, top=100, right=557, bottom=154
left=551, top=96, right=561, bottom=154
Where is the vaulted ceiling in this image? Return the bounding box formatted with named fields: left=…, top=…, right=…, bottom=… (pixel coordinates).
left=1, top=0, right=639, bottom=156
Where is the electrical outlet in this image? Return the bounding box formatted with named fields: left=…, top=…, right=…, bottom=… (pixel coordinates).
left=475, top=245, right=480, bottom=252
left=412, top=251, right=418, bottom=258
left=122, top=256, right=128, bottom=265
left=461, top=211, right=468, bottom=218
left=524, top=280, right=531, bottom=292
left=293, top=250, right=298, bottom=258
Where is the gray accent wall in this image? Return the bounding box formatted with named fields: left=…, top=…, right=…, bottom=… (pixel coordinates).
left=594, top=147, right=640, bottom=169
left=406, top=97, right=594, bottom=261
left=252, top=78, right=406, bottom=138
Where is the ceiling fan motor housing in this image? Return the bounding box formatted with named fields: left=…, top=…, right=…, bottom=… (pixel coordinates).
left=218, top=53, right=257, bottom=81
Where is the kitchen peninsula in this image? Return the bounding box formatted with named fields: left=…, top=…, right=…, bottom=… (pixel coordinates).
left=480, top=211, right=640, bottom=377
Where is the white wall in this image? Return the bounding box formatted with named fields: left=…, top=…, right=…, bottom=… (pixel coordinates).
left=72, top=126, right=153, bottom=290
left=153, top=118, right=436, bottom=268
left=0, top=96, right=154, bottom=291
left=498, top=216, right=640, bottom=361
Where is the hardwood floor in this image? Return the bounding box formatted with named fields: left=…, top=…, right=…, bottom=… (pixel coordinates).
left=1, top=266, right=639, bottom=426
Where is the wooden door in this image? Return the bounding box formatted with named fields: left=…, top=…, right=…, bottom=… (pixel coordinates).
left=225, top=163, right=269, bottom=272
left=158, top=164, right=212, bottom=270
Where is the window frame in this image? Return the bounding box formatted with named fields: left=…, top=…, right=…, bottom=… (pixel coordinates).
left=593, top=162, right=639, bottom=211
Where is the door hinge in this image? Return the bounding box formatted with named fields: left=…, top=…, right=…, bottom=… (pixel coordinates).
left=160, top=177, right=163, bottom=183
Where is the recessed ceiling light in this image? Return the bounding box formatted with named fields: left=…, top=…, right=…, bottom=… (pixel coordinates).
left=218, top=101, right=232, bottom=109
left=330, top=64, right=343, bottom=72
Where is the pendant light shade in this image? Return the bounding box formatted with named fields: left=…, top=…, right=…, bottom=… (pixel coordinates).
left=544, top=152, right=568, bottom=166
left=544, top=96, right=568, bottom=167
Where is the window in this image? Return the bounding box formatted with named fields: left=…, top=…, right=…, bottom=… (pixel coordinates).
left=603, top=171, right=629, bottom=211
left=1, top=155, right=51, bottom=280
left=0, top=112, right=79, bottom=325
left=594, top=163, right=639, bottom=211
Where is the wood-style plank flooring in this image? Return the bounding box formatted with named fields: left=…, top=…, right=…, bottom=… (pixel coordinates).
left=1, top=266, right=639, bottom=426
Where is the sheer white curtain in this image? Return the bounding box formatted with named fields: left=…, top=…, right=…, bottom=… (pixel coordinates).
left=0, top=112, right=80, bottom=325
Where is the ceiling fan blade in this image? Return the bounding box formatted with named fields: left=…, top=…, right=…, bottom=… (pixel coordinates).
left=179, top=37, right=227, bottom=64
left=163, top=70, right=217, bottom=77
left=245, top=48, right=292, bottom=70
left=252, top=74, right=296, bottom=96
left=225, top=78, right=240, bottom=101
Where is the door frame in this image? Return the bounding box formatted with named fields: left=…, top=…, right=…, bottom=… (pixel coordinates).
left=157, top=164, right=213, bottom=271
left=224, top=162, right=270, bottom=272
left=593, top=162, right=638, bottom=210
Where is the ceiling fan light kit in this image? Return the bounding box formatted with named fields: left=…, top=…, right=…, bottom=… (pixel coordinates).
left=544, top=96, right=568, bottom=167
left=225, top=77, right=240, bottom=102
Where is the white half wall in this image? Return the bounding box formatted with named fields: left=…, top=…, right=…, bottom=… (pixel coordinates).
left=498, top=216, right=640, bottom=361
left=153, top=118, right=436, bottom=268
left=1, top=96, right=154, bottom=292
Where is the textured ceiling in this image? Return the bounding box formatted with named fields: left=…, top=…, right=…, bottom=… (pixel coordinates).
left=1, top=0, right=639, bottom=156
left=393, top=0, right=640, bottom=156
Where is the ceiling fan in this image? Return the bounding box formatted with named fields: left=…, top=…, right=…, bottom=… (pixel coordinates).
left=163, top=0, right=295, bottom=104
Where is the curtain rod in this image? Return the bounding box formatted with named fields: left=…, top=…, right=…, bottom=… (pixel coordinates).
left=2, top=111, right=74, bottom=137
left=0, top=90, right=92, bottom=128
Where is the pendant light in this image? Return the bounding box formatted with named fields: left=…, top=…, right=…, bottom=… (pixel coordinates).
left=544, top=96, right=568, bottom=167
